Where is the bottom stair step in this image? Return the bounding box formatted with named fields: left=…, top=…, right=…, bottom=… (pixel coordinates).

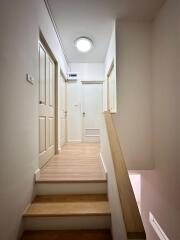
left=21, top=229, right=112, bottom=240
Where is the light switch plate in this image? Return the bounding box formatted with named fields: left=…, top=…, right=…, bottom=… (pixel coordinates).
left=26, top=73, right=34, bottom=85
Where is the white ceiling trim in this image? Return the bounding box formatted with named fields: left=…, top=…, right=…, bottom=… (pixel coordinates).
left=44, top=0, right=69, bottom=63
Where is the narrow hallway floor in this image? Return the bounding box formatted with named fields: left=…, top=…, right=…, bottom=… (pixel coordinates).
left=38, top=143, right=106, bottom=182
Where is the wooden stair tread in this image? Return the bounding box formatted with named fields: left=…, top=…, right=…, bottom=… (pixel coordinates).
left=21, top=230, right=112, bottom=240
left=37, top=143, right=107, bottom=183
left=23, top=195, right=111, bottom=217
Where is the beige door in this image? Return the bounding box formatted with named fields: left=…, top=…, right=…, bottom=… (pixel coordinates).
left=39, top=42, right=55, bottom=168
left=60, top=72, right=67, bottom=146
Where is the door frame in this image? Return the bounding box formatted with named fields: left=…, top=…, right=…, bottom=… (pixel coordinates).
left=107, top=59, right=114, bottom=112
left=60, top=69, right=67, bottom=147
left=38, top=31, right=59, bottom=168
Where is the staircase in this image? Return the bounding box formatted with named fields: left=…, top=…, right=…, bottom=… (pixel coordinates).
left=21, top=129, right=146, bottom=240
left=21, top=144, right=112, bottom=240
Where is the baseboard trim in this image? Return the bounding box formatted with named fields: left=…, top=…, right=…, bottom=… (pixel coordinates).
left=68, top=140, right=82, bottom=143
left=99, top=152, right=107, bottom=175
left=149, top=212, right=169, bottom=240
left=34, top=168, right=40, bottom=181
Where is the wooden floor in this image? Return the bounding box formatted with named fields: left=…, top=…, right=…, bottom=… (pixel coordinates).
left=38, top=143, right=106, bottom=182
left=24, top=194, right=110, bottom=217
left=22, top=230, right=112, bottom=240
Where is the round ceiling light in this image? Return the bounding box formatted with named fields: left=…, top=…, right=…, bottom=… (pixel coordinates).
left=75, top=37, right=93, bottom=53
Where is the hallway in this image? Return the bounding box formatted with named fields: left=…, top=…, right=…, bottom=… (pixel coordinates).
left=38, top=143, right=106, bottom=182
left=1, top=0, right=178, bottom=239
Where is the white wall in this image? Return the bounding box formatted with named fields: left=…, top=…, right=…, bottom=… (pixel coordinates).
left=113, top=20, right=153, bottom=170
left=104, top=24, right=116, bottom=76
left=67, top=63, right=104, bottom=142
left=0, top=0, right=68, bottom=239
left=70, top=63, right=104, bottom=81
left=112, top=6, right=180, bottom=239
left=104, top=24, right=117, bottom=111
left=141, top=0, right=180, bottom=239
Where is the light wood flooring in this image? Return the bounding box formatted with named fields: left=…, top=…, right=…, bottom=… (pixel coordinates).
left=37, top=143, right=106, bottom=182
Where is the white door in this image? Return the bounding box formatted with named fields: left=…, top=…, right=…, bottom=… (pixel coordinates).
left=39, top=42, right=55, bottom=168
left=67, top=82, right=82, bottom=143
left=60, top=72, right=67, bottom=146
left=82, top=83, right=103, bottom=142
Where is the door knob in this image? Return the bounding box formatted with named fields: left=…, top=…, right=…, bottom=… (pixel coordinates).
left=83, top=112, right=86, bottom=116
left=39, top=100, right=43, bottom=104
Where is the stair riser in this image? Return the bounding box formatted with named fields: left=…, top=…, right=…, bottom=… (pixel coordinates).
left=35, top=182, right=107, bottom=195
left=24, top=216, right=111, bottom=230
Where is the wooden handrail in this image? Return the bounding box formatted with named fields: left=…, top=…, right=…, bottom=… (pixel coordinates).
left=104, top=112, right=146, bottom=239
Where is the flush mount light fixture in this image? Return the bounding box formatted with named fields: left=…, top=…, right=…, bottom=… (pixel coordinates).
left=75, top=37, right=93, bottom=53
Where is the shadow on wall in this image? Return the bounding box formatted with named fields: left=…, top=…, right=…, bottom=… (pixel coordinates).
left=129, top=172, right=141, bottom=213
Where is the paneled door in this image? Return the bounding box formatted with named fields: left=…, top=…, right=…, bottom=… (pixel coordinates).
left=39, top=42, right=55, bottom=168
left=60, top=71, right=67, bottom=146
left=82, top=83, right=103, bottom=142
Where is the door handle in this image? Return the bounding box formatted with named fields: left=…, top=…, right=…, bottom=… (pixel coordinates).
left=39, top=100, right=43, bottom=104
left=83, top=112, right=86, bottom=117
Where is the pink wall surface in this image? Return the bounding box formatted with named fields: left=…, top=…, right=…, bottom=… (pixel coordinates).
left=129, top=173, right=141, bottom=212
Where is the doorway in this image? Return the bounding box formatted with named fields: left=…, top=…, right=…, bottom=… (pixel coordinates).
left=82, top=83, right=103, bottom=142
left=38, top=40, right=57, bottom=168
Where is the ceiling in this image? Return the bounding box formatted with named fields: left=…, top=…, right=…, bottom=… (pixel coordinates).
left=47, top=0, right=165, bottom=63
